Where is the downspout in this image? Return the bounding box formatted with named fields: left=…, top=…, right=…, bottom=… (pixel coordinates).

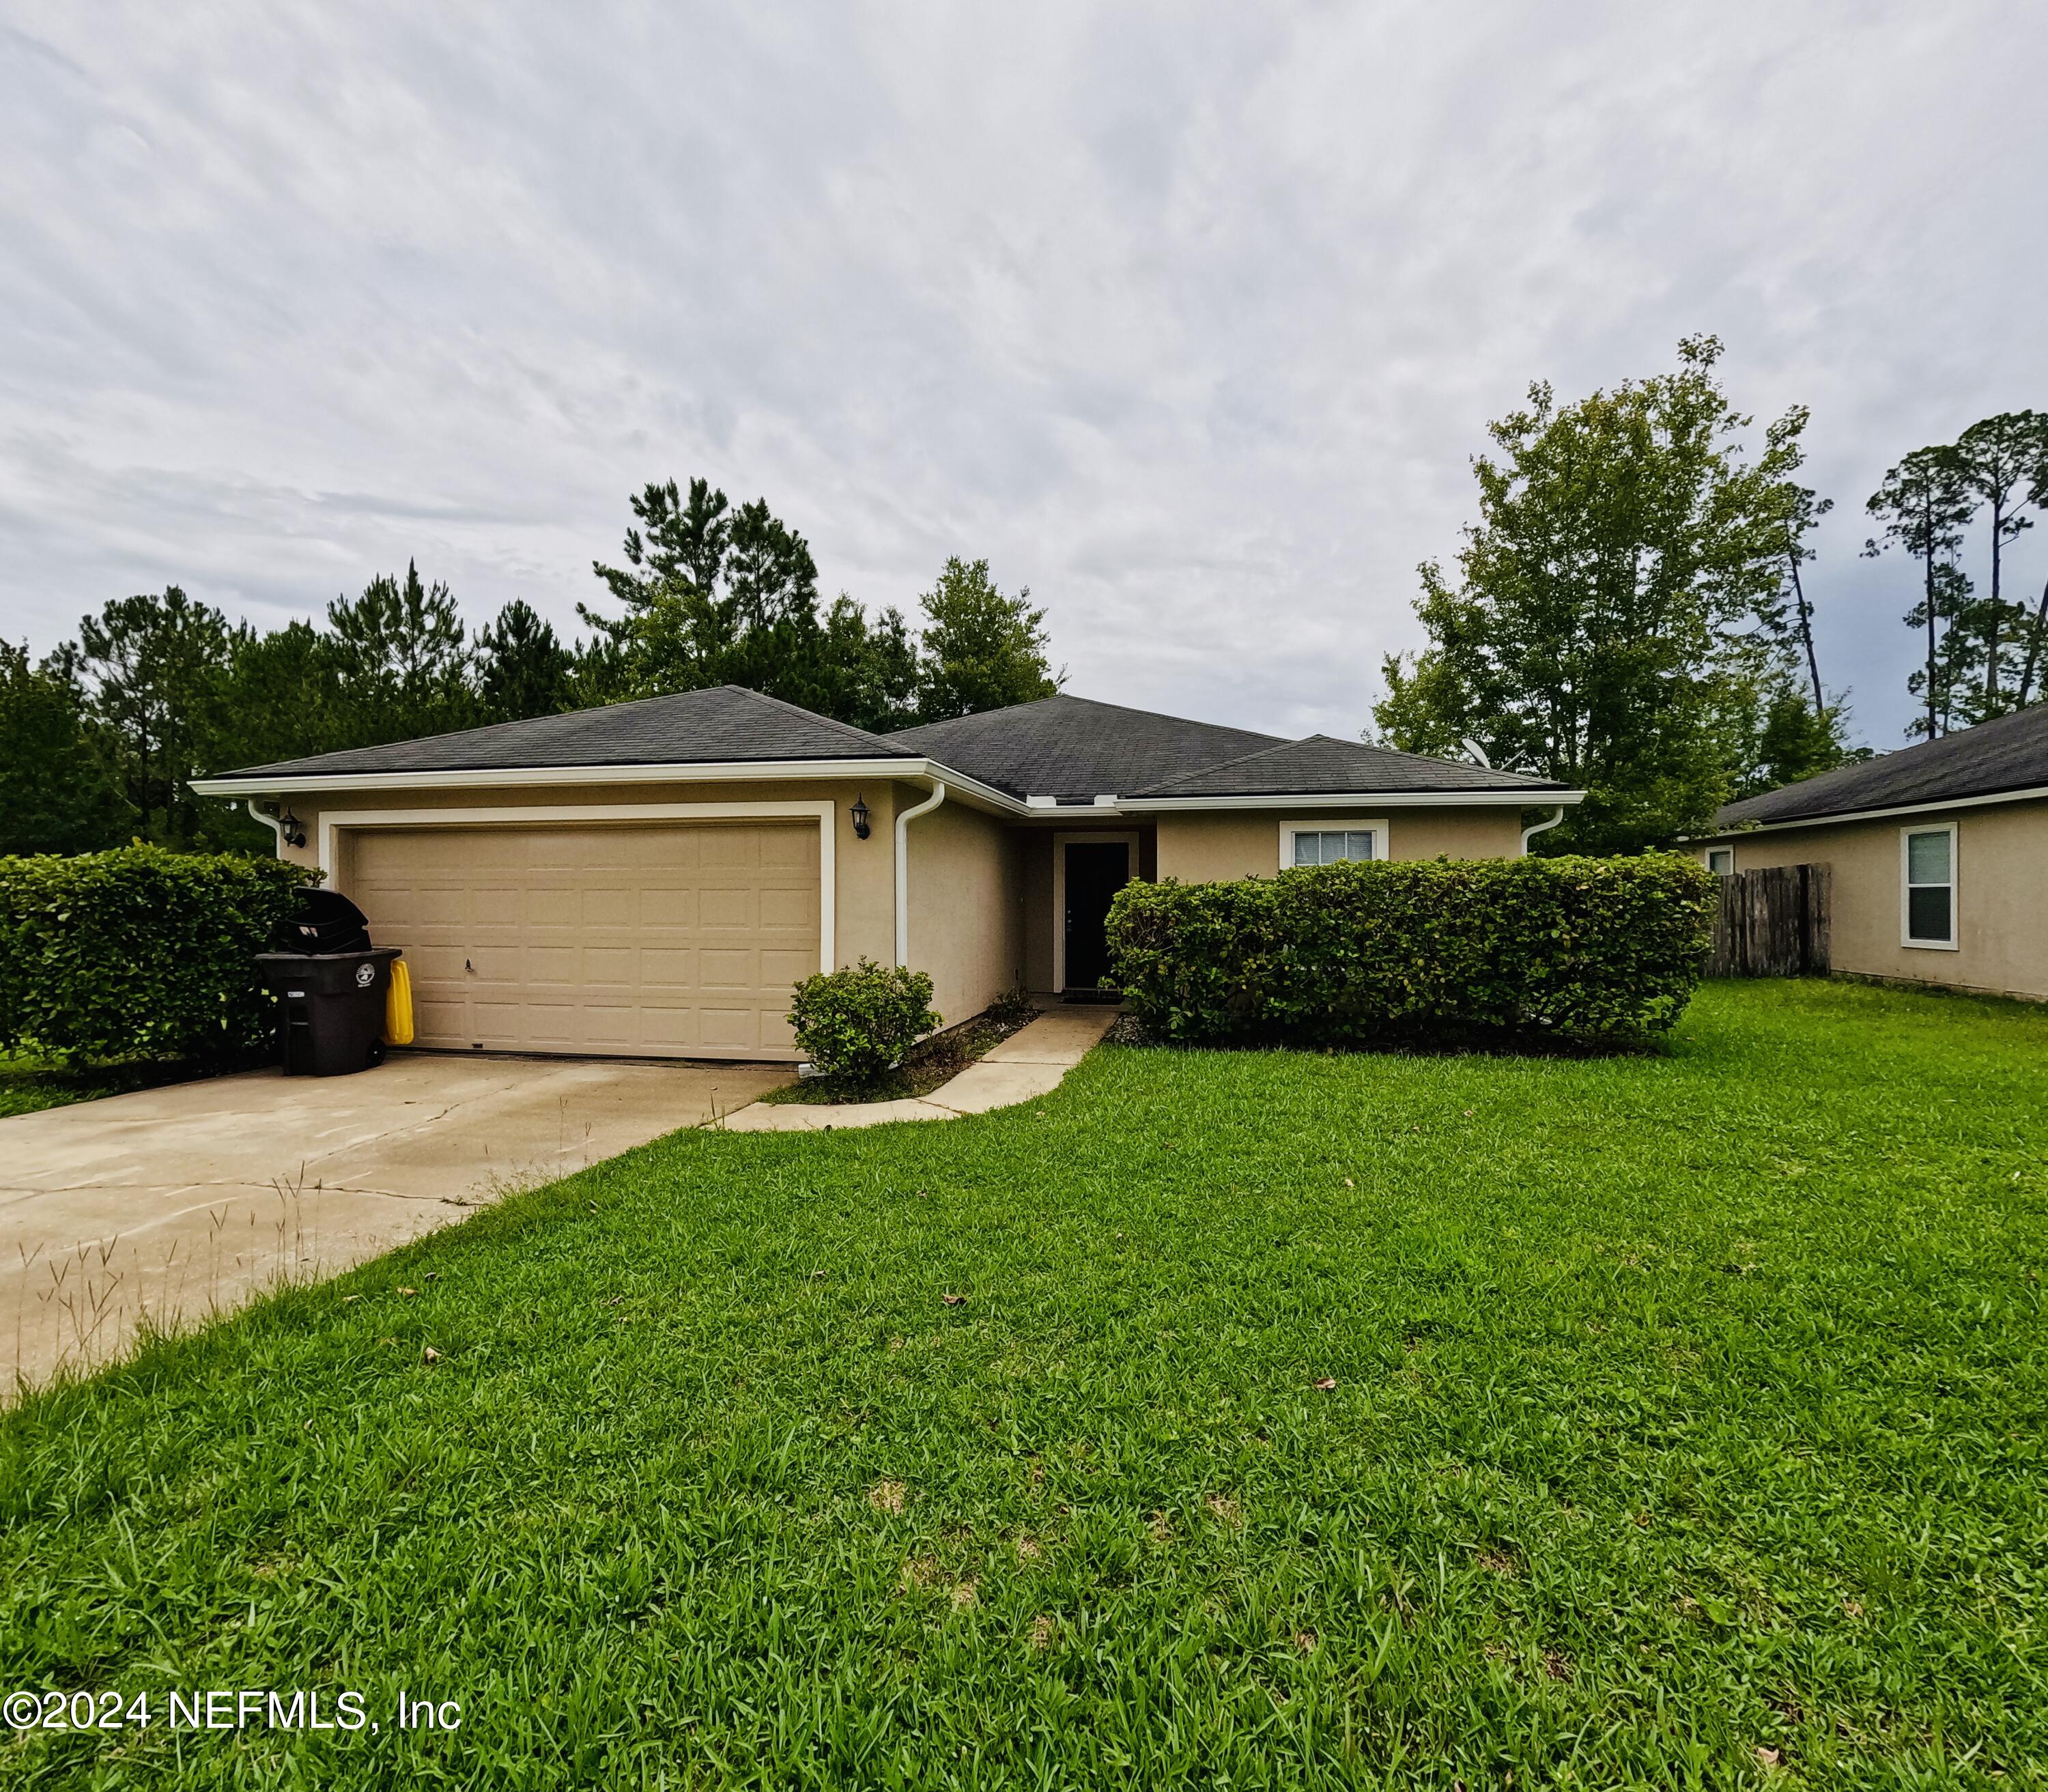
left=1520, top=806, right=1565, bottom=855
left=894, top=780, right=947, bottom=967
left=246, top=799, right=286, bottom=855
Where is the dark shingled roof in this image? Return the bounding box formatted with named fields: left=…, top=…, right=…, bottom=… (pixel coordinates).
left=1713, top=702, right=2048, bottom=829
left=1129, top=733, right=1569, bottom=799
left=219, top=685, right=902, bottom=778
left=884, top=695, right=1283, bottom=801
left=213, top=683, right=1574, bottom=808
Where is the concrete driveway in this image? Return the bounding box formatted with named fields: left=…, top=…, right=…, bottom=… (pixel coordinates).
left=3, top=1053, right=786, bottom=1398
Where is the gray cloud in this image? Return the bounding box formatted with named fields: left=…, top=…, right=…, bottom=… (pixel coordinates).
left=2, top=1, right=2043, bottom=745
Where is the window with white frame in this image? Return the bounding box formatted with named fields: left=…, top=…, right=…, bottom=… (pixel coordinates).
left=1292, top=829, right=1378, bottom=867
left=1705, top=848, right=1734, bottom=876
left=1902, top=825, right=1957, bottom=947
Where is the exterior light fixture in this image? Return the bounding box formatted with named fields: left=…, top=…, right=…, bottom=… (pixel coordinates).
left=849, top=795, right=871, bottom=840
left=279, top=808, right=307, bottom=848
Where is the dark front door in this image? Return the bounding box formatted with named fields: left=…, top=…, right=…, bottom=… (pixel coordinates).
left=1063, top=840, right=1131, bottom=990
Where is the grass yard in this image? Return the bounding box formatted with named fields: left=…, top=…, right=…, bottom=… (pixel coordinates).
left=1, top=979, right=2043, bottom=1788
left=0, top=1053, right=199, bottom=1119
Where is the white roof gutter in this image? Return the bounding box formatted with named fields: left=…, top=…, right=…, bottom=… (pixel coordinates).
left=192, top=755, right=1029, bottom=819
left=1121, top=788, right=1585, bottom=812
left=195, top=760, right=1586, bottom=822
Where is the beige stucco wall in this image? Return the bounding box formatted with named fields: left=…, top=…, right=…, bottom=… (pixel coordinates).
left=1152, top=807, right=1524, bottom=882
left=1698, top=798, right=2048, bottom=1001
left=902, top=795, right=1025, bottom=1023
left=278, top=777, right=902, bottom=973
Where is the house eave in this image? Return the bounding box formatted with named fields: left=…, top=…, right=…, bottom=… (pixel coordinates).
left=1688, top=782, right=2048, bottom=842
left=1118, top=788, right=1585, bottom=812
left=191, top=756, right=1033, bottom=817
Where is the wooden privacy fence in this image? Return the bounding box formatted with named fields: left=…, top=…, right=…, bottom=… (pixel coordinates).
left=1709, top=863, right=1830, bottom=978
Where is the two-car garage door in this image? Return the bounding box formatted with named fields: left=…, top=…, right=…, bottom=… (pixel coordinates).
left=349, top=821, right=820, bottom=1059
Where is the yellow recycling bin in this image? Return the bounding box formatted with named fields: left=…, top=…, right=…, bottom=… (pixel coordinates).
left=384, top=956, right=416, bottom=1047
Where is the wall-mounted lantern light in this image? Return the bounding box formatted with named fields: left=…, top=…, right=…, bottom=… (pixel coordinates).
left=279, top=808, right=307, bottom=849
left=849, top=794, right=871, bottom=840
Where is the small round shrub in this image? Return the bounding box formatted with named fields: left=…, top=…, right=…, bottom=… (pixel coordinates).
left=788, top=958, right=942, bottom=1084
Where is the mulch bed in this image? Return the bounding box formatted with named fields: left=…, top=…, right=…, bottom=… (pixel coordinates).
left=758, top=1006, right=1035, bottom=1106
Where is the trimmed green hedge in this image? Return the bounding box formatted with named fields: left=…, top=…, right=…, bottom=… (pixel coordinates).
left=1106, top=853, right=1713, bottom=1047
left=0, top=846, right=317, bottom=1066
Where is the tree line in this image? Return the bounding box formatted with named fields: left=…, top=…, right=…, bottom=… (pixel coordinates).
left=1376, top=336, right=2047, bottom=852
left=1865, top=413, right=2048, bottom=739
left=0, top=477, right=1058, bottom=856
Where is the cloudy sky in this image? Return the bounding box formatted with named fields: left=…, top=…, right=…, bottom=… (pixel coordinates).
left=4, top=1, right=2043, bottom=746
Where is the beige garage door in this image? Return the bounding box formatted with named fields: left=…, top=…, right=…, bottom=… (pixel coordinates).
left=348, top=822, right=820, bottom=1059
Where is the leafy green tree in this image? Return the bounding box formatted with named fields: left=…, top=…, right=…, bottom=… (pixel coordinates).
left=326, top=561, right=474, bottom=743
left=76, top=586, right=236, bottom=845
left=477, top=599, right=574, bottom=724
left=1864, top=447, right=1976, bottom=739
left=817, top=596, right=922, bottom=733
left=0, top=642, right=126, bottom=855
left=215, top=620, right=348, bottom=772
left=1718, top=651, right=1858, bottom=801
left=1373, top=337, right=1820, bottom=852
left=1951, top=412, right=2048, bottom=720
left=913, top=558, right=1060, bottom=725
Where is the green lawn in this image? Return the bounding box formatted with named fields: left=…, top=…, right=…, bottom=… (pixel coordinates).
left=2, top=980, right=2043, bottom=1787
left=0, top=1053, right=175, bottom=1118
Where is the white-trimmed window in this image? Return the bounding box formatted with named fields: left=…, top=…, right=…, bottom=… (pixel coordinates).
left=1901, top=824, right=1957, bottom=949
left=1705, top=848, right=1734, bottom=876
left=1293, top=829, right=1377, bottom=866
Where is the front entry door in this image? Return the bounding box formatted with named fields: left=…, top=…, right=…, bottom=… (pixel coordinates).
left=1063, top=840, right=1131, bottom=990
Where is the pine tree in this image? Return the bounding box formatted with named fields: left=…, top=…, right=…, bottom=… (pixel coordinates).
left=1864, top=448, right=1975, bottom=739
left=477, top=599, right=574, bottom=724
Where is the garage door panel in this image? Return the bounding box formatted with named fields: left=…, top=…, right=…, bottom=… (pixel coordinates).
left=698, top=887, right=758, bottom=929
left=639, top=887, right=696, bottom=927
left=759, top=828, right=814, bottom=869
left=350, top=821, right=817, bottom=1060
left=581, top=946, right=634, bottom=984
left=760, top=948, right=814, bottom=986
left=578, top=887, right=632, bottom=927
left=640, top=1006, right=697, bottom=1048
left=697, top=1006, right=758, bottom=1048
left=759, top=887, right=814, bottom=929
left=700, top=948, right=762, bottom=989
left=640, top=947, right=695, bottom=986
left=522, top=888, right=582, bottom=928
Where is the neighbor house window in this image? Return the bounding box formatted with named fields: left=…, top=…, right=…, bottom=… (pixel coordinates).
left=1706, top=848, right=1734, bottom=876
left=1902, top=825, right=1957, bottom=948
left=1293, top=829, right=1378, bottom=866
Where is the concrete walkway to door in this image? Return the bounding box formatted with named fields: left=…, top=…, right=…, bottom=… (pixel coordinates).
left=718, top=1004, right=1120, bottom=1132
left=2, top=1053, right=786, bottom=1399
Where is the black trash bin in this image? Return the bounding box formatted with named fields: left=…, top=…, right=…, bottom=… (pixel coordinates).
left=274, top=888, right=373, bottom=956
left=256, top=948, right=401, bottom=1077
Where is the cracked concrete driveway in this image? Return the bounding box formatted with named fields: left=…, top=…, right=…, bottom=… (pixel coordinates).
left=2, top=1053, right=786, bottom=1398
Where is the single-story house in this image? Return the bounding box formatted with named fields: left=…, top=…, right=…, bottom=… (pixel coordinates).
left=1690, top=700, right=2048, bottom=1002
left=195, top=687, right=1580, bottom=1060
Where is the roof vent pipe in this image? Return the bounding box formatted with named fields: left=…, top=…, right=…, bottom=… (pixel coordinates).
left=894, top=780, right=947, bottom=966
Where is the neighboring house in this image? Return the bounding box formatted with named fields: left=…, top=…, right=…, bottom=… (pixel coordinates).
left=195, top=688, right=1579, bottom=1060
left=1691, top=701, right=2048, bottom=1002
